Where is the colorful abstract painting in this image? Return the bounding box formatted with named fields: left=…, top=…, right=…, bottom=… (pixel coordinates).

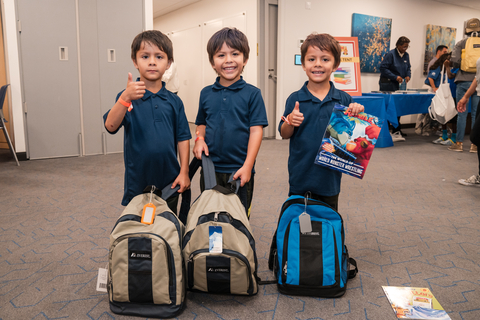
left=424, top=24, right=456, bottom=75
left=352, top=13, right=392, bottom=73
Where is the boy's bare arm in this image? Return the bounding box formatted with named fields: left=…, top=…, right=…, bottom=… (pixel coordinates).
left=233, top=125, right=264, bottom=186
left=172, top=139, right=191, bottom=192
left=105, top=73, right=146, bottom=132
left=193, top=125, right=208, bottom=159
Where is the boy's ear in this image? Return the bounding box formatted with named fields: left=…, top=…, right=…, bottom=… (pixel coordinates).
left=132, top=58, right=138, bottom=69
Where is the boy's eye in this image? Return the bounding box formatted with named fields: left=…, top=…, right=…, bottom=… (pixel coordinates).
left=156, top=55, right=163, bottom=59
left=142, top=55, right=149, bottom=59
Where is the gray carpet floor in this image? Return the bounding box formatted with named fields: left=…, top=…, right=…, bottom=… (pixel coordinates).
left=1, top=127, right=479, bottom=320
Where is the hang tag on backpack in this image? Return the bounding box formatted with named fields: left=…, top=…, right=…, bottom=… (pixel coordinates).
left=209, top=226, right=223, bottom=253
left=299, top=212, right=312, bottom=234
left=141, top=203, right=156, bottom=224
left=96, top=268, right=108, bottom=292
left=141, top=189, right=156, bottom=225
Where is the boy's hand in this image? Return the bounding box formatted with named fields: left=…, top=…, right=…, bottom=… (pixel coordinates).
left=347, top=102, right=364, bottom=115
left=288, top=101, right=304, bottom=127
left=193, top=140, right=209, bottom=160
left=121, top=72, right=146, bottom=103
left=172, top=172, right=190, bottom=193
left=233, top=166, right=251, bottom=187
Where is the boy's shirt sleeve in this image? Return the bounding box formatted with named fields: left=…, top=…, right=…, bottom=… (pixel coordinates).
left=103, top=91, right=126, bottom=134
left=248, top=89, right=268, bottom=127
left=175, top=97, right=192, bottom=141
left=195, top=88, right=207, bottom=126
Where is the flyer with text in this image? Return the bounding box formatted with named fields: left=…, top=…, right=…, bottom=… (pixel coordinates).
left=382, top=286, right=451, bottom=319
left=314, top=104, right=383, bottom=179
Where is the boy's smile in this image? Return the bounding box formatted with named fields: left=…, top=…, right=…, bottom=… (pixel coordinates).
left=302, top=46, right=337, bottom=85
left=212, top=42, right=247, bottom=87
left=133, top=42, right=171, bottom=84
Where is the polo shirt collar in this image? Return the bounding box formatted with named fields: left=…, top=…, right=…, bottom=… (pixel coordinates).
left=212, top=76, right=247, bottom=90
left=140, top=80, right=168, bottom=101
left=297, top=81, right=343, bottom=103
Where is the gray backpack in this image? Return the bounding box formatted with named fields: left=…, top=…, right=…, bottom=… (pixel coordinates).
left=108, top=185, right=185, bottom=318
left=182, top=155, right=259, bottom=295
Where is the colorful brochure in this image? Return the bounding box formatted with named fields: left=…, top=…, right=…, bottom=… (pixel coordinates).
left=382, top=286, right=451, bottom=319
left=314, top=104, right=383, bottom=179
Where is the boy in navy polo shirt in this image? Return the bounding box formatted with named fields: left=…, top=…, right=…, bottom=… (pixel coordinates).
left=279, top=33, right=364, bottom=211
left=193, top=27, right=268, bottom=218
left=103, top=30, right=191, bottom=212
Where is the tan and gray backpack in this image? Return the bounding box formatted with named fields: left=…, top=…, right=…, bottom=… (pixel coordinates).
left=108, top=185, right=185, bottom=318
left=182, top=155, right=259, bottom=295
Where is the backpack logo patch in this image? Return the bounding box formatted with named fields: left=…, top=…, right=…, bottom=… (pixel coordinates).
left=129, top=251, right=151, bottom=260
left=207, top=267, right=230, bottom=273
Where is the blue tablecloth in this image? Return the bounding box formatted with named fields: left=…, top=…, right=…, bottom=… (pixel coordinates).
left=362, top=93, right=435, bottom=127
left=352, top=96, right=392, bottom=148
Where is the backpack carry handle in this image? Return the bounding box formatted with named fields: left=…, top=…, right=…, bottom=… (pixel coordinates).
left=142, top=184, right=180, bottom=201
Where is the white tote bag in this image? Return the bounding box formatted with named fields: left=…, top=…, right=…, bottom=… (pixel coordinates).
left=428, top=68, right=457, bottom=125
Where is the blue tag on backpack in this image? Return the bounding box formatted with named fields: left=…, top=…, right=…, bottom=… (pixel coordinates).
left=209, top=226, right=222, bottom=253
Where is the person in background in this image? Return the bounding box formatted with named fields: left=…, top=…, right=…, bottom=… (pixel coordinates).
left=416, top=45, right=449, bottom=135
left=457, top=57, right=480, bottom=186
left=436, top=58, right=459, bottom=146
left=448, top=18, right=480, bottom=153
left=427, top=45, right=448, bottom=74
left=379, top=36, right=411, bottom=141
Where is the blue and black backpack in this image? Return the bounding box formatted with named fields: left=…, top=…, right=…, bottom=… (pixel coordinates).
left=268, top=195, right=358, bottom=297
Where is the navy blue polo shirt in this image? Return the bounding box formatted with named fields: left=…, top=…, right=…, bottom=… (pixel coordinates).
left=278, top=81, right=353, bottom=197
left=103, top=82, right=191, bottom=205
left=380, top=49, right=411, bottom=81
left=424, top=66, right=445, bottom=88
left=195, top=77, right=268, bottom=173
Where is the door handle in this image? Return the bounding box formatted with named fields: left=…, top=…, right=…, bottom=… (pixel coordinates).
left=268, top=73, right=277, bottom=82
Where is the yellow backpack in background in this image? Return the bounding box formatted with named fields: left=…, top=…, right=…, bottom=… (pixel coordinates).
left=461, top=32, right=480, bottom=72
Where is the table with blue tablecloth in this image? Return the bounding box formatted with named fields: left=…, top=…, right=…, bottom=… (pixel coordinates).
left=363, top=92, right=435, bottom=127
left=352, top=95, right=392, bottom=148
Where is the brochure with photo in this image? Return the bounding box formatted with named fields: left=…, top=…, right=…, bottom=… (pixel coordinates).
left=315, top=104, right=384, bottom=179
left=382, top=286, right=451, bottom=319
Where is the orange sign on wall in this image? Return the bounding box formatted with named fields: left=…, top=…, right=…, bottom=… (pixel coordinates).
left=331, top=37, right=362, bottom=96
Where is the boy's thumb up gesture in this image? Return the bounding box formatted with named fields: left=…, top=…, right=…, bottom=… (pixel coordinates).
left=122, top=72, right=146, bottom=102
left=288, top=101, right=304, bottom=127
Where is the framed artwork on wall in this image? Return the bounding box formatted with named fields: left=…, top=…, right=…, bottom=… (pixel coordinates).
left=332, top=37, right=362, bottom=96
left=424, top=24, right=456, bottom=75
left=351, top=13, right=392, bottom=73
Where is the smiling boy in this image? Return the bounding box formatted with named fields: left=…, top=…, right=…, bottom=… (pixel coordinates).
left=193, top=27, right=268, bottom=218
left=279, top=33, right=363, bottom=211
left=103, top=30, right=191, bottom=212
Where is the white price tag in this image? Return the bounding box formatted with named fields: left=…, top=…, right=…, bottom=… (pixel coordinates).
left=96, top=268, right=108, bottom=292
left=299, top=212, right=312, bottom=234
